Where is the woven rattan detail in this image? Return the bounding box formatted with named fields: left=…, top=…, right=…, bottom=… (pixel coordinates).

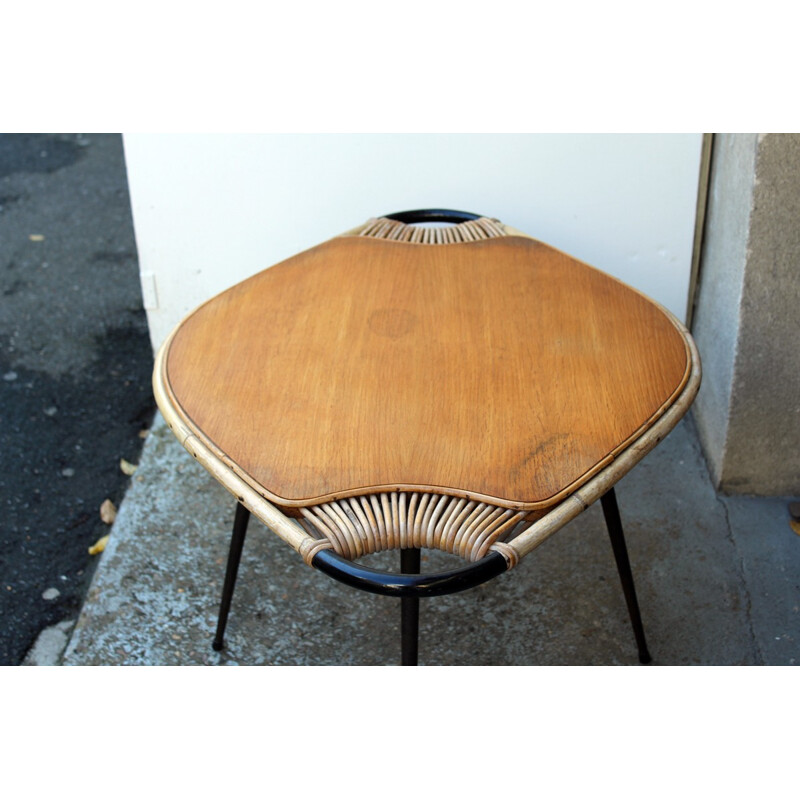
left=297, top=491, right=530, bottom=565
left=359, top=216, right=507, bottom=244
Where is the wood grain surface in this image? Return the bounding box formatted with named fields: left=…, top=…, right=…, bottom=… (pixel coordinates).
left=163, top=234, right=690, bottom=511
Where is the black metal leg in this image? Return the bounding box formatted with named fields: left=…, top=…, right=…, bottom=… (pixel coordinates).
left=400, top=548, right=421, bottom=666
left=600, top=488, right=652, bottom=664
left=212, top=502, right=251, bottom=651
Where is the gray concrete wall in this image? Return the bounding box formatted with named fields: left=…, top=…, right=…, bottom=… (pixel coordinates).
left=692, top=133, right=800, bottom=495
left=691, top=134, right=756, bottom=483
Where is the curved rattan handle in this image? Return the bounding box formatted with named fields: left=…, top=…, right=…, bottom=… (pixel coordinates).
left=382, top=208, right=482, bottom=225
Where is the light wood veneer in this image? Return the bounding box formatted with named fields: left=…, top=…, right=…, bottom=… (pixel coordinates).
left=161, top=233, right=690, bottom=513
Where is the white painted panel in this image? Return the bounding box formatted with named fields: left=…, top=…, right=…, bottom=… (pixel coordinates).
left=123, top=134, right=702, bottom=349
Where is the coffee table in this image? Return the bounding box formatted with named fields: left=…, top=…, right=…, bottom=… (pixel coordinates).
left=153, top=209, right=701, bottom=665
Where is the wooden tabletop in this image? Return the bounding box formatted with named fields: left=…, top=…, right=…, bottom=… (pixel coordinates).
left=160, top=231, right=691, bottom=513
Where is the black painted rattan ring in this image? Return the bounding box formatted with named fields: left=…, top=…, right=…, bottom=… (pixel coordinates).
left=382, top=208, right=482, bottom=225
left=311, top=548, right=507, bottom=598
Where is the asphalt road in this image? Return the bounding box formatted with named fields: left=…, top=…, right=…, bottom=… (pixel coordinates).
left=0, top=134, right=155, bottom=665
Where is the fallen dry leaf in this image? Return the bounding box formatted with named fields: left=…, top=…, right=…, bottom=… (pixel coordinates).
left=99, top=498, right=117, bottom=524
left=120, top=458, right=137, bottom=476
left=88, top=534, right=110, bottom=555
left=791, top=520, right=800, bottom=536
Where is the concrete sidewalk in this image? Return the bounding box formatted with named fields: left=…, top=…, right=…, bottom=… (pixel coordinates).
left=57, top=412, right=800, bottom=666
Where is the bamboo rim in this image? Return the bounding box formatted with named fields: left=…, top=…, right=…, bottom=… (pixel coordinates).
left=153, top=217, right=702, bottom=571
left=154, top=322, right=699, bottom=569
